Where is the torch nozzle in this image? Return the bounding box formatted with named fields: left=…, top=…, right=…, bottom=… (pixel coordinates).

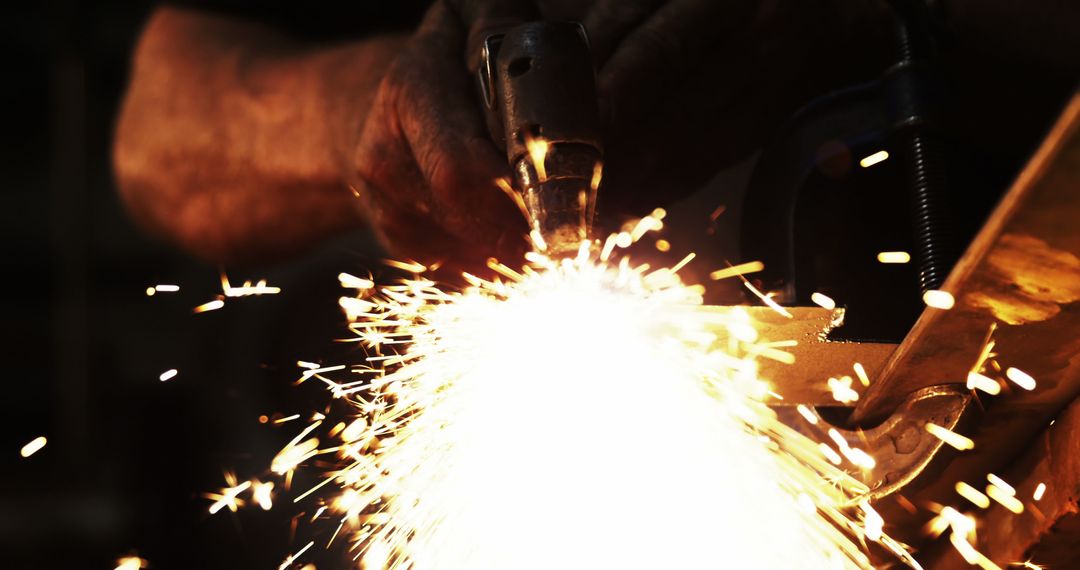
left=479, top=22, right=603, bottom=256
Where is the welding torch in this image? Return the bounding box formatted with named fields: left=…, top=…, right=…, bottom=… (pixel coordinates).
left=478, top=22, right=603, bottom=255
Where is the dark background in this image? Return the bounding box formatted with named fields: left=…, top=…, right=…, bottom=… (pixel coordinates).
left=0, top=1, right=1075, bottom=569
left=0, top=2, right=403, bottom=568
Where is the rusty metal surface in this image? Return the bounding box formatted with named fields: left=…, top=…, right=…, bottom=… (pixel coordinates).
left=845, top=92, right=1080, bottom=565
left=961, top=397, right=1080, bottom=567
left=732, top=306, right=896, bottom=405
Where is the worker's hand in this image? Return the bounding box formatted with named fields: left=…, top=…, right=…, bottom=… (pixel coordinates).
left=348, top=0, right=890, bottom=269
left=347, top=1, right=529, bottom=274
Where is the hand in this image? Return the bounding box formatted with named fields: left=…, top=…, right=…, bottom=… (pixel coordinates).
left=346, top=1, right=533, bottom=274
left=347, top=0, right=891, bottom=270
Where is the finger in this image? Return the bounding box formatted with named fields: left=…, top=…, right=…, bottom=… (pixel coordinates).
left=597, top=0, right=750, bottom=125
left=447, top=0, right=541, bottom=72
left=401, top=3, right=529, bottom=250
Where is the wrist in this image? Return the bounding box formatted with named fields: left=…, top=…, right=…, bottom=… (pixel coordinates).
left=315, top=35, right=410, bottom=190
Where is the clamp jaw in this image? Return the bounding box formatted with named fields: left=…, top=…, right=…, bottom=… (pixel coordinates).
left=479, top=22, right=603, bottom=254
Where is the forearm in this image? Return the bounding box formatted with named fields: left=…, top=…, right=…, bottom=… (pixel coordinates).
left=114, top=7, right=408, bottom=263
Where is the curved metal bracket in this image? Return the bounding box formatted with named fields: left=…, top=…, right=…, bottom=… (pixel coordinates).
left=787, top=383, right=973, bottom=501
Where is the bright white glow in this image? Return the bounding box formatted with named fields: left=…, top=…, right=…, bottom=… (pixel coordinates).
left=876, top=251, right=910, bottom=264
left=20, top=436, right=47, bottom=458
left=923, top=290, right=955, bottom=310
left=811, top=292, right=836, bottom=310
left=859, top=150, right=889, bottom=168
left=1006, top=367, right=1036, bottom=391
left=364, top=272, right=847, bottom=568
left=966, top=372, right=1001, bottom=395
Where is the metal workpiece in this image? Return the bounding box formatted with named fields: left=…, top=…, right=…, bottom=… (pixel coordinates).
left=789, top=384, right=973, bottom=502
left=479, top=22, right=603, bottom=254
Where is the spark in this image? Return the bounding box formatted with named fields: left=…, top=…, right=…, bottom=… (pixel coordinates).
left=796, top=404, right=819, bottom=424
left=590, top=162, right=603, bottom=191
left=1013, top=560, right=1044, bottom=569
left=382, top=259, right=426, bottom=273
left=859, top=150, right=889, bottom=168
left=252, top=237, right=917, bottom=568
left=876, top=251, right=910, bottom=264
left=145, top=284, right=180, bottom=296
left=222, top=216, right=959, bottom=568
left=811, top=292, right=836, bottom=310
left=967, top=372, right=1001, bottom=395
left=525, top=136, right=549, bottom=181
left=20, top=436, right=47, bottom=458
left=853, top=363, right=871, bottom=387
left=655, top=239, right=671, bottom=252
left=159, top=369, right=178, bottom=382
left=114, top=556, right=147, bottom=570
left=252, top=480, right=275, bottom=510
left=709, top=260, right=765, bottom=281
left=529, top=229, right=548, bottom=252
left=828, top=376, right=860, bottom=404
left=222, top=274, right=281, bottom=297
left=986, top=484, right=1024, bottom=514
left=743, top=279, right=793, bottom=318
left=206, top=474, right=251, bottom=514
left=193, top=299, right=225, bottom=313
left=860, top=500, right=884, bottom=542
left=926, top=422, right=975, bottom=451
left=987, top=473, right=1016, bottom=496
left=495, top=177, right=530, bottom=221
left=955, top=482, right=990, bottom=508
left=1032, top=482, right=1046, bottom=501
left=279, top=540, right=315, bottom=570
left=923, top=290, right=955, bottom=310
left=1005, top=367, right=1036, bottom=391
left=340, top=273, right=375, bottom=290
